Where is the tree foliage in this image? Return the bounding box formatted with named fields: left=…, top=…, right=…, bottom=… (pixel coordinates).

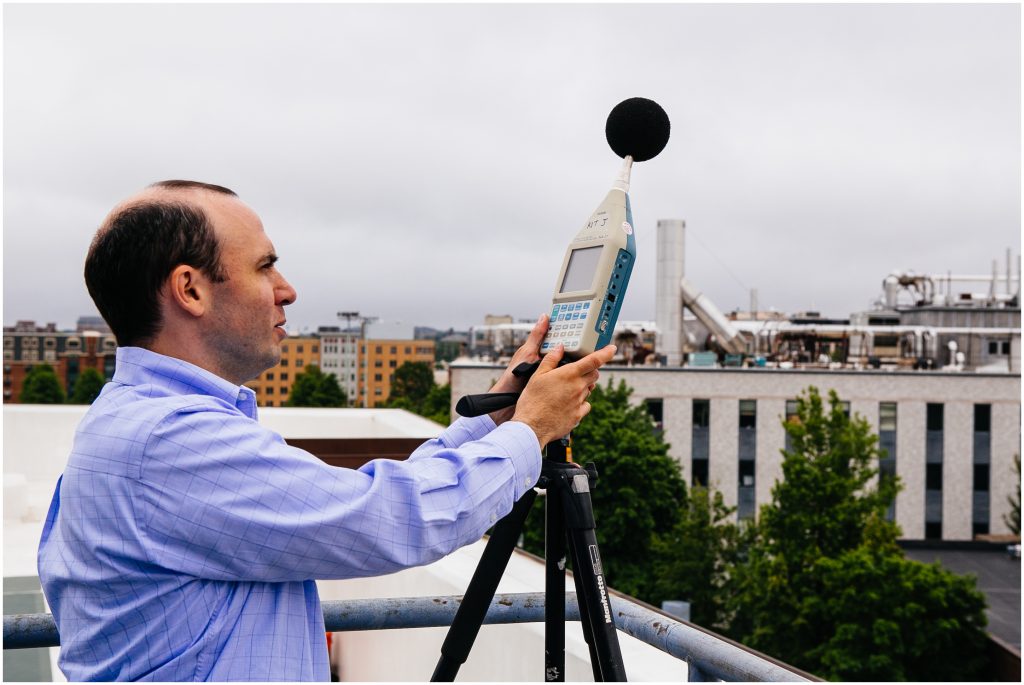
left=390, top=361, right=434, bottom=404
left=521, top=380, right=686, bottom=598
left=68, top=367, right=106, bottom=404
left=284, top=365, right=347, bottom=407
left=20, top=364, right=65, bottom=404
left=725, top=386, right=988, bottom=681
left=648, top=485, right=739, bottom=629
left=386, top=361, right=451, bottom=425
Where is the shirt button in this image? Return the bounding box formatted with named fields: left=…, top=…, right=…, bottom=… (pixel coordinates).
left=490, top=512, right=497, bottom=523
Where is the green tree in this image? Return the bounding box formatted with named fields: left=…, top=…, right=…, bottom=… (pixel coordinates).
left=284, top=365, right=347, bottom=407
left=521, top=380, right=686, bottom=598
left=1005, top=453, right=1021, bottom=536
left=390, top=361, right=434, bottom=405
left=385, top=361, right=451, bottom=425
left=68, top=367, right=106, bottom=404
left=648, top=484, right=739, bottom=629
left=19, top=364, right=65, bottom=404
left=726, top=387, right=988, bottom=681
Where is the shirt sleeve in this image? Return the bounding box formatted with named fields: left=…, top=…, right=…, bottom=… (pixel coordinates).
left=135, top=405, right=542, bottom=583
left=406, top=415, right=500, bottom=461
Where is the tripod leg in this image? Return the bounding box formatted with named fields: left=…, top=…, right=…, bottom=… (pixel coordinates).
left=559, top=469, right=627, bottom=681
left=565, top=528, right=602, bottom=671
left=431, top=488, right=537, bottom=681
left=545, top=484, right=566, bottom=682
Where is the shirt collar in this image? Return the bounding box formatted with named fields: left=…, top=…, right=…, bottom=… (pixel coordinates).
left=113, top=347, right=259, bottom=419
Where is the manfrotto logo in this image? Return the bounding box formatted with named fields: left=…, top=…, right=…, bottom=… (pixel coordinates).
left=596, top=575, right=612, bottom=623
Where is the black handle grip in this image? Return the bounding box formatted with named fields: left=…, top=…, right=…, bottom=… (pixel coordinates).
left=455, top=392, right=521, bottom=417
left=512, top=361, right=541, bottom=378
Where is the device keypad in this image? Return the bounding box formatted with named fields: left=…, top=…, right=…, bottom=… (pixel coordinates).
left=542, top=301, right=591, bottom=352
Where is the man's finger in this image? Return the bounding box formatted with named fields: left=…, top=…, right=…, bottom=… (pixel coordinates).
left=571, top=344, right=616, bottom=375
left=537, top=344, right=563, bottom=373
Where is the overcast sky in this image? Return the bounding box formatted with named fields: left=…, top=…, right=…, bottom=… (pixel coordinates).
left=4, top=3, right=1021, bottom=333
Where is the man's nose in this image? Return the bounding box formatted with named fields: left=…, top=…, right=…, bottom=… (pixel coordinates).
left=277, top=275, right=297, bottom=306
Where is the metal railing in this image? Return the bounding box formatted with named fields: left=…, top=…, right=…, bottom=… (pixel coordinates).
left=4, top=592, right=813, bottom=682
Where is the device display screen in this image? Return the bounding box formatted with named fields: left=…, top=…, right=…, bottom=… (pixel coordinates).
left=559, top=246, right=603, bottom=293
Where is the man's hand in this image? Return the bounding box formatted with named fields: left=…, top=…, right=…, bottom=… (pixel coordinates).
left=511, top=343, right=616, bottom=447
left=487, top=314, right=549, bottom=426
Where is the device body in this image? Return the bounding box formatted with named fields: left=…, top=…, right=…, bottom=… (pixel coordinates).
left=541, top=184, right=636, bottom=361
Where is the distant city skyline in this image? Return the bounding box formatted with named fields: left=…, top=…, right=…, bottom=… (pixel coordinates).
left=4, top=4, right=1020, bottom=332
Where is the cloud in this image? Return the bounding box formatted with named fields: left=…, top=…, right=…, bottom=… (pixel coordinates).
left=4, top=3, right=1019, bottom=330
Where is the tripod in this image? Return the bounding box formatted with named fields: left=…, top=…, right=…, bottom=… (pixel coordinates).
left=430, top=367, right=627, bottom=682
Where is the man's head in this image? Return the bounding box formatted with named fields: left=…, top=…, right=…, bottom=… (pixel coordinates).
left=85, top=180, right=297, bottom=384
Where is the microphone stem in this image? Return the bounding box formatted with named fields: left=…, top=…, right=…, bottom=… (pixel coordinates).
left=613, top=156, right=633, bottom=193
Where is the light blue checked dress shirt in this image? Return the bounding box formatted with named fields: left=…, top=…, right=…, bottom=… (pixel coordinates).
left=38, top=346, right=541, bottom=681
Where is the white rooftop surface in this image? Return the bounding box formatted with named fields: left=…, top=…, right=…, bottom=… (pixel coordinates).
left=3, top=404, right=441, bottom=577
left=4, top=405, right=686, bottom=680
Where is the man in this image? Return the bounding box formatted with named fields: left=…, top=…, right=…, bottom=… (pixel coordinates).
left=37, top=180, right=615, bottom=681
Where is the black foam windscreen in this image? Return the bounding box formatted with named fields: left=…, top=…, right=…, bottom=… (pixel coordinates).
left=605, top=98, right=670, bottom=162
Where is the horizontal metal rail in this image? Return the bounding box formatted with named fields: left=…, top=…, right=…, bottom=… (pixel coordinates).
left=4, top=592, right=810, bottom=682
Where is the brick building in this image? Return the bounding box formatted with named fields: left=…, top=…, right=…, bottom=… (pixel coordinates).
left=359, top=339, right=435, bottom=407
left=245, top=336, right=321, bottom=407
left=3, top=321, right=116, bottom=403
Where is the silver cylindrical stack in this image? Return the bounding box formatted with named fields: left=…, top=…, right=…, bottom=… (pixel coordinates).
left=656, top=219, right=686, bottom=366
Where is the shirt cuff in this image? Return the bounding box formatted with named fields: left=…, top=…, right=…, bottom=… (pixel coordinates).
left=492, top=420, right=543, bottom=499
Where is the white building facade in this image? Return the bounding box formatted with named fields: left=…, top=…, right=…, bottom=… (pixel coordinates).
left=450, top=364, right=1021, bottom=541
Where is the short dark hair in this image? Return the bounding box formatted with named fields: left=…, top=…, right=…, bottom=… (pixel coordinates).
left=84, top=180, right=236, bottom=347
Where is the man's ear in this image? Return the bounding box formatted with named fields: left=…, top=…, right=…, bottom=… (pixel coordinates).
left=165, top=264, right=209, bottom=318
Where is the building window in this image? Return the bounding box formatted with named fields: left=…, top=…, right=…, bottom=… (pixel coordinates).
left=784, top=400, right=799, bottom=451
left=389, top=360, right=397, bottom=368
left=281, top=359, right=289, bottom=366
left=374, top=373, right=382, bottom=382
left=879, top=402, right=897, bottom=522
left=375, top=360, right=383, bottom=368
left=925, top=463, right=942, bottom=490
left=973, top=464, right=990, bottom=493
left=375, top=346, right=382, bottom=354
left=44, top=338, right=56, bottom=349
left=926, top=403, right=943, bottom=432
left=313, top=345, right=319, bottom=354
left=739, top=400, right=757, bottom=429
left=974, top=404, right=991, bottom=433
left=644, top=398, right=664, bottom=434
left=738, top=400, right=756, bottom=519
left=267, top=387, right=274, bottom=395
left=692, top=399, right=710, bottom=487
left=973, top=404, right=992, bottom=537
left=267, top=373, right=275, bottom=381
left=281, top=373, right=288, bottom=381
left=390, top=346, right=397, bottom=354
